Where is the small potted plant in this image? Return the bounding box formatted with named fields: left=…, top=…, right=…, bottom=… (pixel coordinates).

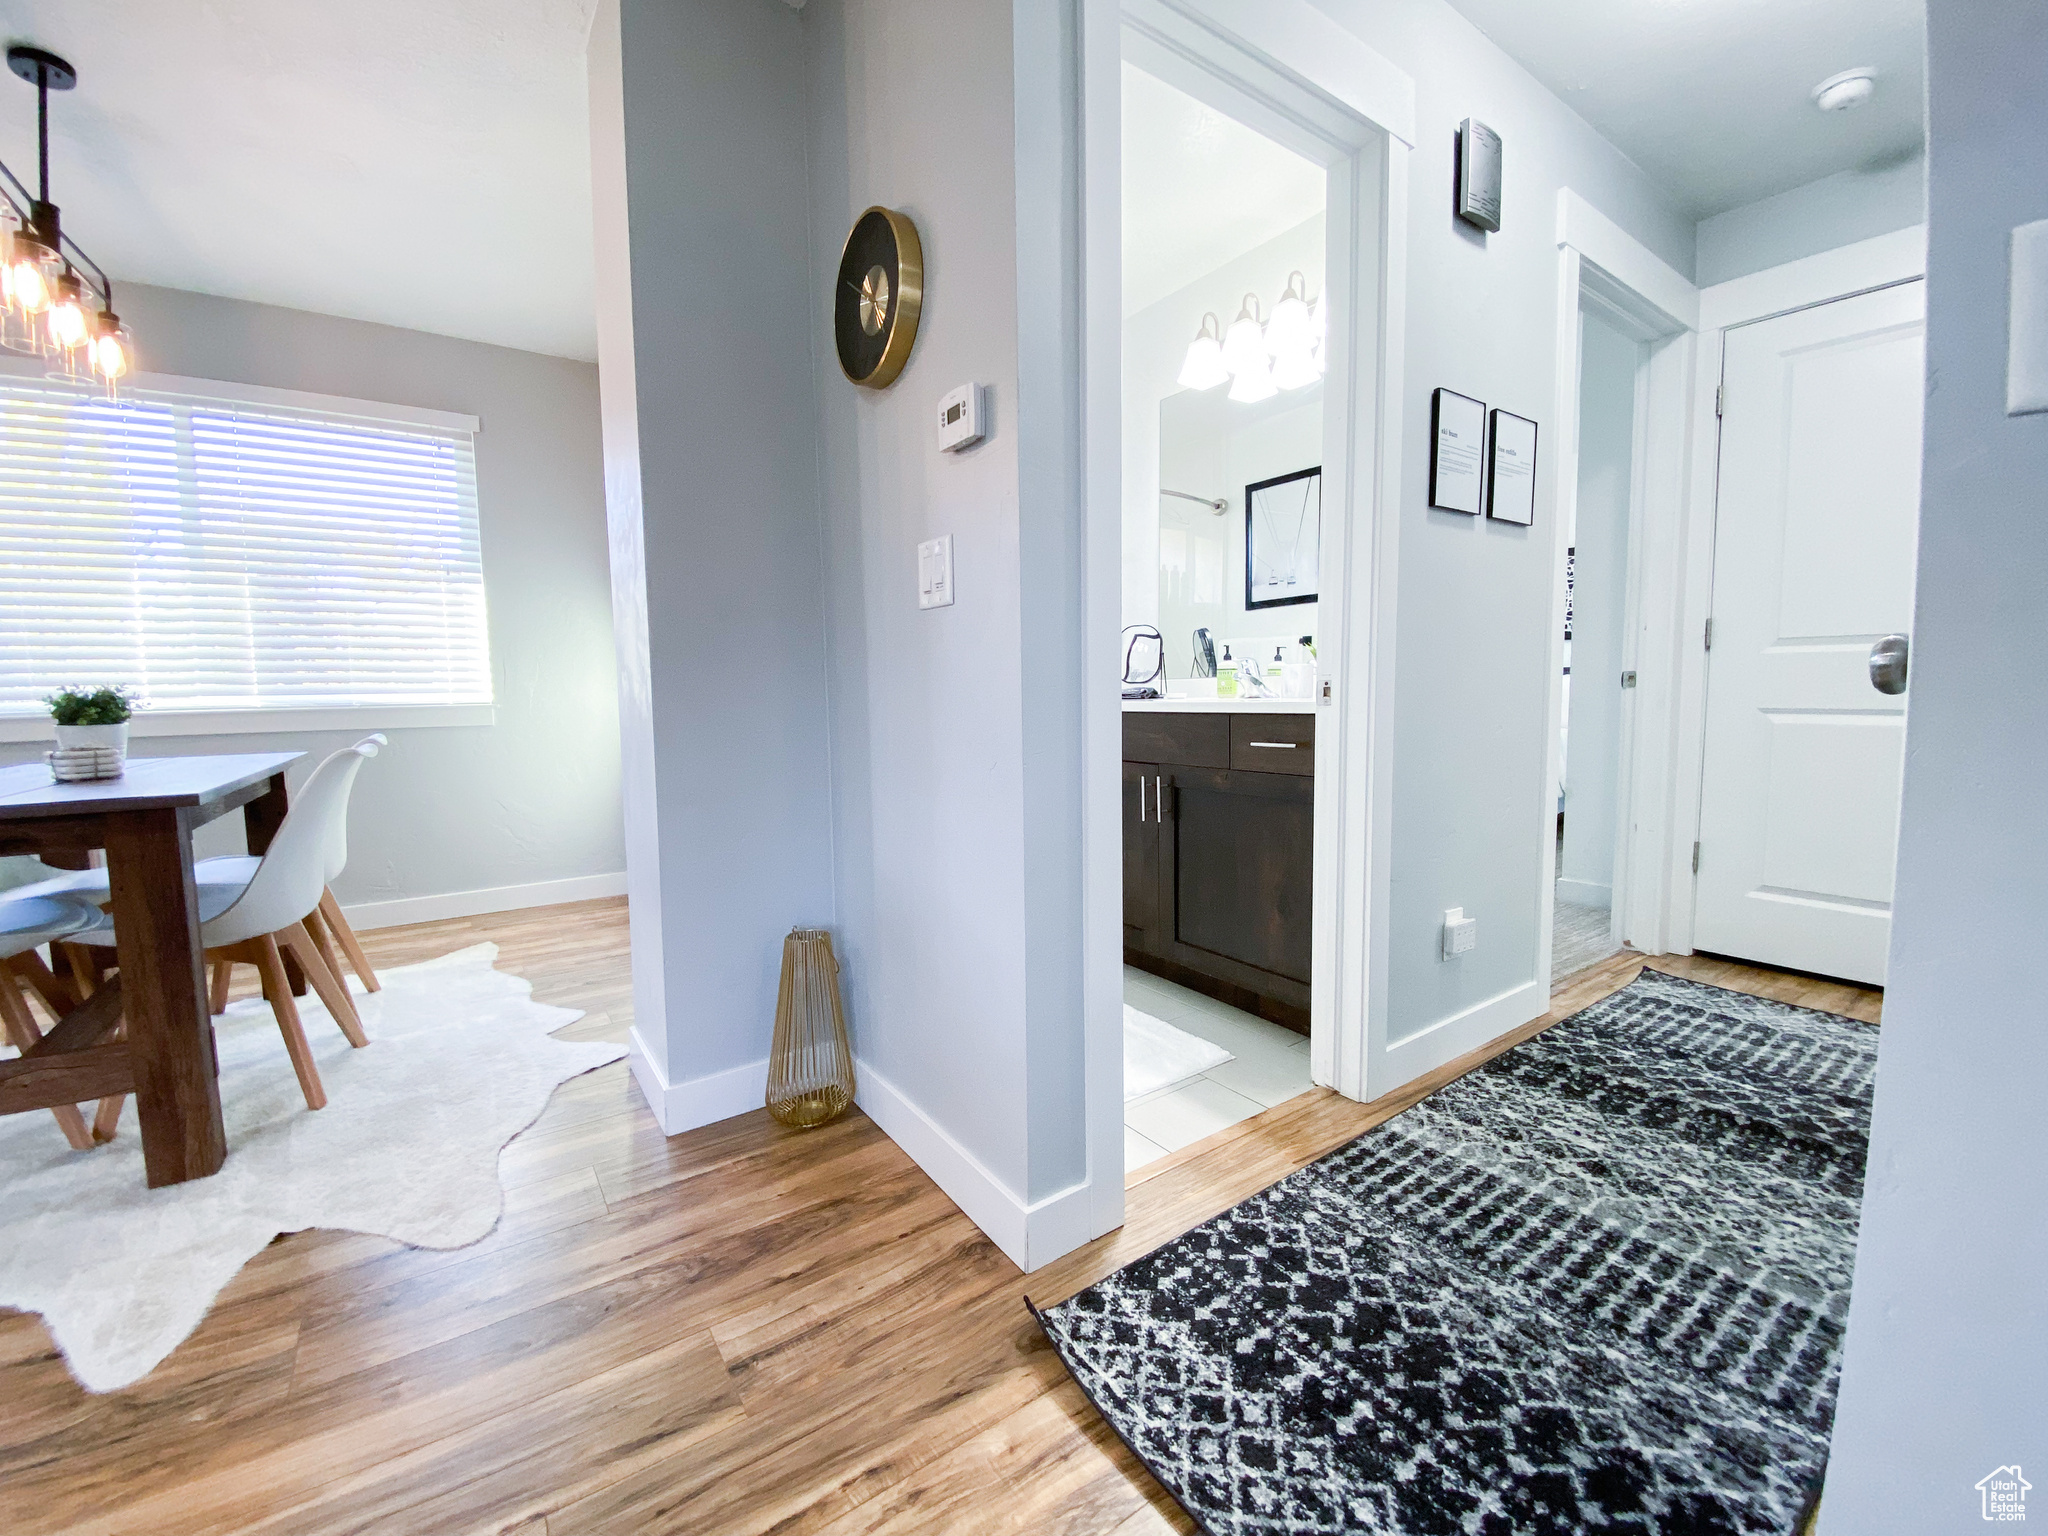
left=45, top=686, right=138, bottom=769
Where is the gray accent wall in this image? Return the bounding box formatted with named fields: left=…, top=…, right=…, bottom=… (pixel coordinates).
left=1820, top=4, right=2048, bottom=1525
left=590, top=0, right=836, bottom=1101
left=0, top=283, right=623, bottom=911
left=804, top=0, right=1089, bottom=1209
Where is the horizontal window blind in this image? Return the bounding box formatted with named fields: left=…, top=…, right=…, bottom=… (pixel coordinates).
left=0, top=375, right=490, bottom=714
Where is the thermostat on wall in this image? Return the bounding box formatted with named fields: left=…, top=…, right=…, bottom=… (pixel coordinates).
left=935, top=383, right=987, bottom=452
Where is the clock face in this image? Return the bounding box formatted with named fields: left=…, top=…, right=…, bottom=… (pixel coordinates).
left=835, top=207, right=923, bottom=389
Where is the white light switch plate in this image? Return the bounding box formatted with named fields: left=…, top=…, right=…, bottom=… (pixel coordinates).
left=2010, top=219, right=2048, bottom=415
left=917, top=534, right=954, bottom=609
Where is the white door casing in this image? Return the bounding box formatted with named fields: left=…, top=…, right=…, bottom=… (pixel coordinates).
left=1693, top=280, right=1925, bottom=985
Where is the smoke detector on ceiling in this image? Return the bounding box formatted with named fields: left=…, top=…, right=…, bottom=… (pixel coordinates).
left=1812, top=68, right=1878, bottom=112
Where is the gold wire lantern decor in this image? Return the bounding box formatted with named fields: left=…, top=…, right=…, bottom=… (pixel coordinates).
left=765, top=928, right=856, bottom=1128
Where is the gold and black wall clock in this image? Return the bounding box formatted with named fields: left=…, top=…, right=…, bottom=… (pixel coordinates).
left=834, top=206, right=923, bottom=389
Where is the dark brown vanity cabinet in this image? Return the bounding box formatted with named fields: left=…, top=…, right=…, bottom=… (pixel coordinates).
left=1123, top=711, right=1314, bottom=1033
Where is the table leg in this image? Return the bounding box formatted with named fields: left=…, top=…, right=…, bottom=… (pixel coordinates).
left=104, top=806, right=225, bottom=1187
left=241, top=772, right=307, bottom=997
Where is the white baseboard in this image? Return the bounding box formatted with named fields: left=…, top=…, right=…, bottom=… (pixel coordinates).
left=1555, top=878, right=1613, bottom=909
left=855, top=1057, right=1095, bottom=1273
left=1379, top=978, right=1547, bottom=1096
left=626, top=1026, right=769, bottom=1136
left=341, top=871, right=627, bottom=931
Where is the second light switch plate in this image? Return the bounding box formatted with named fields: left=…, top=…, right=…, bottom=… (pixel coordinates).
left=917, top=534, right=954, bottom=609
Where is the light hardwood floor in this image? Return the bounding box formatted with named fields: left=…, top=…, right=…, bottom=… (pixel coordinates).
left=0, top=899, right=1880, bottom=1535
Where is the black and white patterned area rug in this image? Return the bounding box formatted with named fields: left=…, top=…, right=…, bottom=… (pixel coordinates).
left=1033, top=968, right=1876, bottom=1535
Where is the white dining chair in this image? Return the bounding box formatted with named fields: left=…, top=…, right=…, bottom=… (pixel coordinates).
left=0, top=892, right=114, bottom=1150
left=78, top=740, right=378, bottom=1112
left=10, top=735, right=388, bottom=1000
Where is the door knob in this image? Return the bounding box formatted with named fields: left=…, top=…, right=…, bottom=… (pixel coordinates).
left=1869, top=634, right=1909, bottom=695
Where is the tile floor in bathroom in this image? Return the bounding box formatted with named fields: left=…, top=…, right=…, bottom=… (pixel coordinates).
left=1124, top=964, right=1316, bottom=1172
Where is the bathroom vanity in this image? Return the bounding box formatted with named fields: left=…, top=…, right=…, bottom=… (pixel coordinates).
left=1122, top=698, right=1313, bottom=1034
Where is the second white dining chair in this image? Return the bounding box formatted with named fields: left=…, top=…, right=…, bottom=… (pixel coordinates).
left=79, top=739, right=380, bottom=1111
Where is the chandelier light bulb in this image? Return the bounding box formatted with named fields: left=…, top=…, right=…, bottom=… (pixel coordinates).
left=48, top=274, right=87, bottom=350
left=1176, top=312, right=1230, bottom=391
left=92, top=312, right=131, bottom=386
left=1220, top=294, right=1267, bottom=377
left=9, top=252, right=49, bottom=314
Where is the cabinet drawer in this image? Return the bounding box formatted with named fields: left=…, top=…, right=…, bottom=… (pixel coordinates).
left=1123, top=711, right=1230, bottom=768
left=1230, top=714, right=1314, bottom=775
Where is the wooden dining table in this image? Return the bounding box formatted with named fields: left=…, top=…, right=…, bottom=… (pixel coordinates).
left=0, top=752, right=303, bottom=1187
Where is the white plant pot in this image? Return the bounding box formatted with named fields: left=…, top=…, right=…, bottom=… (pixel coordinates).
left=54, top=722, right=130, bottom=754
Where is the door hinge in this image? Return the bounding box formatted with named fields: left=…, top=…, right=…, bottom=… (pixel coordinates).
left=1692, top=841, right=1701, bottom=874
left=1714, top=384, right=1724, bottom=418
left=1704, top=616, right=1714, bottom=651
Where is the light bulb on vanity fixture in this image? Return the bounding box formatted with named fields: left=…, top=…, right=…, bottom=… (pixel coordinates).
left=1176, top=312, right=1230, bottom=390
left=1812, top=67, right=1877, bottom=112
left=1220, top=293, right=1268, bottom=377
left=1227, top=350, right=1278, bottom=403
left=1267, top=271, right=1320, bottom=390
left=1266, top=271, right=1312, bottom=356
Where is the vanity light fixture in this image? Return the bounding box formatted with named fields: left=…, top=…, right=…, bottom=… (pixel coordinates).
left=0, top=45, right=134, bottom=397
left=1176, top=312, right=1231, bottom=390
left=1812, top=67, right=1877, bottom=112
left=1180, top=279, right=1325, bottom=402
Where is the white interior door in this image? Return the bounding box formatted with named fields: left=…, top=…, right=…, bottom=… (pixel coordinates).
left=1694, top=280, right=1924, bottom=985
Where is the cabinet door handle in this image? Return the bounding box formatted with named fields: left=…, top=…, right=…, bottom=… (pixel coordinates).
left=1139, top=775, right=1147, bottom=823
left=1248, top=740, right=1297, bottom=749
left=1156, top=775, right=1163, bottom=818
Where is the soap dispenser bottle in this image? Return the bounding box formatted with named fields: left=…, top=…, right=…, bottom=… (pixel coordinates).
left=1216, top=644, right=1238, bottom=698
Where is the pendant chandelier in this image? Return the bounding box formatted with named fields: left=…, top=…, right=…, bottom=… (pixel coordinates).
left=0, top=46, right=133, bottom=398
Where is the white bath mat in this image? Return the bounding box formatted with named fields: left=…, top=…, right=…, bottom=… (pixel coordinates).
left=1124, top=1004, right=1232, bottom=1101
left=0, top=942, right=624, bottom=1392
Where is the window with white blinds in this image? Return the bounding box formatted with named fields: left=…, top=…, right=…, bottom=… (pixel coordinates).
left=0, top=372, right=491, bottom=715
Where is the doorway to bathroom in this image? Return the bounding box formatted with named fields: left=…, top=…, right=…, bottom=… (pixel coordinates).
left=1116, top=55, right=1329, bottom=1171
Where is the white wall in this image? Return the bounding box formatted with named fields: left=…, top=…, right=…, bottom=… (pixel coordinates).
left=1697, top=155, right=1925, bottom=288
left=1156, top=385, right=1323, bottom=677
left=1558, top=309, right=1635, bottom=908
left=589, top=0, right=836, bottom=1115
left=1123, top=216, right=1325, bottom=634
left=1820, top=3, right=2048, bottom=1525
left=1300, top=0, right=1691, bottom=1053
left=0, top=283, right=623, bottom=921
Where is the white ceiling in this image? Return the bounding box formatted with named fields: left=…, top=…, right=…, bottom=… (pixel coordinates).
left=1121, top=63, right=1324, bottom=317
left=0, top=0, right=599, bottom=360
left=1441, top=0, right=1924, bottom=219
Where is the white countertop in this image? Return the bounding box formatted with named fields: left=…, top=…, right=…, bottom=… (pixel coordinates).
left=1121, top=695, right=1315, bottom=714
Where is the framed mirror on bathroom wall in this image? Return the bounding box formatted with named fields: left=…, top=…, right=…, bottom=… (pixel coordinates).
left=1156, top=380, right=1323, bottom=678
